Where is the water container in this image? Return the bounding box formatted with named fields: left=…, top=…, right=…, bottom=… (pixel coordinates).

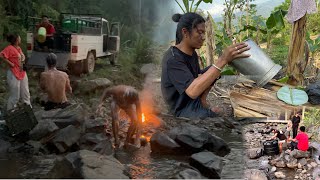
left=231, top=39, right=282, bottom=87
left=263, top=140, right=280, bottom=156
left=37, top=27, right=46, bottom=43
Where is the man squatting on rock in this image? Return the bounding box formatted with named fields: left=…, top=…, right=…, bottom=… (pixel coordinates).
left=97, top=85, right=142, bottom=148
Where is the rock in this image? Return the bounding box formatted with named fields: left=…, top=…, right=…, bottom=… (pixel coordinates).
left=177, top=169, right=202, bottom=179
left=291, top=149, right=310, bottom=159
left=298, top=158, right=307, bottom=168
left=306, top=81, right=320, bottom=105
left=65, top=150, right=128, bottom=178
left=311, top=162, right=318, bottom=168
left=78, top=78, right=112, bottom=95
left=287, top=158, right=298, bottom=169
left=29, top=119, right=59, bottom=140
left=313, top=167, right=320, bottom=179
left=92, top=140, right=113, bottom=155
left=26, top=140, right=43, bottom=154
left=84, top=117, right=107, bottom=134
left=275, top=160, right=287, bottom=168
left=80, top=133, right=108, bottom=145
left=271, top=166, right=276, bottom=172
left=275, top=171, right=286, bottom=179
left=302, top=170, right=307, bottom=174
left=42, top=104, right=88, bottom=129
left=20, top=155, right=73, bottom=178
left=243, top=169, right=268, bottom=180
left=0, top=139, right=11, bottom=153
left=51, top=125, right=81, bottom=153
left=168, top=123, right=230, bottom=156
left=150, top=132, right=181, bottom=154
left=247, top=148, right=264, bottom=159
left=189, top=151, right=223, bottom=179
left=307, top=164, right=313, bottom=169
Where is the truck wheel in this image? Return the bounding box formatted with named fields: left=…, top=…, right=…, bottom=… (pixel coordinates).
left=110, top=53, right=117, bottom=66
left=83, top=51, right=95, bottom=73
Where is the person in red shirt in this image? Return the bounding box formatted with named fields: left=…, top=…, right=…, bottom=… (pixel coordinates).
left=0, top=33, right=31, bottom=111
left=289, top=126, right=309, bottom=151
left=36, top=15, right=56, bottom=50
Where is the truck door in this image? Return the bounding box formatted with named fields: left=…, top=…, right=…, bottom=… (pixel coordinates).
left=108, top=22, right=120, bottom=53
left=102, top=21, right=109, bottom=52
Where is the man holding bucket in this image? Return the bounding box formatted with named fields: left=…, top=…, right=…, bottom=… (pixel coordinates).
left=36, top=15, right=56, bottom=50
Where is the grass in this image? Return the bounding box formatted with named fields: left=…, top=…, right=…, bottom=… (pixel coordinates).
left=265, top=45, right=289, bottom=66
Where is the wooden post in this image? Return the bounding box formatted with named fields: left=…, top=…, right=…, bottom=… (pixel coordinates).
left=301, top=106, right=306, bottom=121
left=285, top=110, right=288, bottom=121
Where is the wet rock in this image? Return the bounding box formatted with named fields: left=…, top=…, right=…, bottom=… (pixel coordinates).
left=150, top=132, right=181, bottom=154
left=291, top=149, right=310, bottom=159
left=65, top=150, right=128, bottom=178
left=247, top=148, right=264, bottom=159
left=26, top=140, right=43, bottom=154
left=0, top=139, right=11, bottom=153
left=80, top=133, right=108, bottom=145
left=20, top=155, right=73, bottom=178
left=189, top=151, right=223, bottom=179
left=306, top=81, right=320, bottom=105
left=41, top=104, right=88, bottom=129
left=275, top=171, right=286, bottom=179
left=168, top=123, right=230, bottom=156
left=84, top=117, right=106, bottom=134
left=51, top=125, right=81, bottom=153
left=78, top=78, right=112, bottom=94
left=176, top=169, right=202, bottom=179
left=243, top=169, right=268, bottom=180
left=29, top=119, right=59, bottom=141
left=298, top=158, right=307, bottom=168
left=287, top=158, right=298, bottom=169
left=271, top=166, right=276, bottom=172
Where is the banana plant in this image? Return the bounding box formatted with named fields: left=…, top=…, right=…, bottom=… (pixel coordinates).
left=306, top=32, right=320, bottom=76
left=175, top=0, right=213, bottom=13
left=239, top=9, right=287, bottom=49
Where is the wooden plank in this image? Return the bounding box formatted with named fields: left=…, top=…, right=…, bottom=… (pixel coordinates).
left=234, top=106, right=267, bottom=117
left=237, top=118, right=289, bottom=123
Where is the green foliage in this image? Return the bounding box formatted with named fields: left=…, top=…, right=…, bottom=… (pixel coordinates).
left=175, top=0, right=213, bottom=13
left=276, top=86, right=309, bottom=106
left=221, top=65, right=237, bottom=75
left=306, top=32, right=320, bottom=53
left=265, top=45, right=288, bottom=66
left=303, top=108, right=320, bottom=140
left=277, top=75, right=289, bottom=83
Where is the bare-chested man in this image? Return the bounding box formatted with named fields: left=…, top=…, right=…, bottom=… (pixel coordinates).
left=96, top=85, right=142, bottom=148
left=39, top=53, right=72, bottom=111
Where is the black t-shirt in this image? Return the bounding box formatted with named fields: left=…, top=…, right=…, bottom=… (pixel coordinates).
left=161, top=46, right=218, bottom=119
left=275, top=130, right=287, bottom=140
left=291, top=116, right=300, bottom=127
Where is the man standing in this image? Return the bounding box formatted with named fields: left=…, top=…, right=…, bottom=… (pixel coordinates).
left=36, top=15, right=56, bottom=50
left=40, top=53, right=72, bottom=110
left=291, top=112, right=301, bottom=138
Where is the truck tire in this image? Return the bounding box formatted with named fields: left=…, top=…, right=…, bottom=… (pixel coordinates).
left=83, top=51, right=95, bottom=74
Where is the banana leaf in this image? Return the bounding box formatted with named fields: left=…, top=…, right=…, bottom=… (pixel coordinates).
left=276, top=86, right=309, bottom=106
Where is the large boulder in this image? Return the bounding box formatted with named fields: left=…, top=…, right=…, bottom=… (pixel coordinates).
left=286, top=158, right=298, bottom=169
left=29, top=119, right=59, bottom=141
left=50, top=125, right=81, bottom=153
left=168, top=123, right=230, bottom=156
left=65, top=150, right=128, bottom=178
left=243, top=169, right=268, bottom=180
left=20, top=155, right=73, bottom=178
left=189, top=151, right=223, bottom=179
left=247, top=148, right=264, bottom=159
left=306, top=81, right=320, bottom=105
left=41, top=104, right=88, bottom=129
left=77, top=78, right=112, bottom=95
left=150, top=132, right=181, bottom=154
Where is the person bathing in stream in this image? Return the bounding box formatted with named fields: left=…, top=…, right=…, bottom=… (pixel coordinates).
left=39, top=53, right=72, bottom=110
left=96, top=85, right=142, bottom=148
left=161, top=12, right=250, bottom=120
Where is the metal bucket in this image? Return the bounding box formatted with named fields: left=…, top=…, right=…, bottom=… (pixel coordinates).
left=230, top=39, right=282, bottom=87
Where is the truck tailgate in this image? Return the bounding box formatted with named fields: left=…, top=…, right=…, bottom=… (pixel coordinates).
left=26, top=51, right=70, bottom=70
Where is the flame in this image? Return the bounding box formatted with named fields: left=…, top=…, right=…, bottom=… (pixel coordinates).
left=141, top=135, right=145, bottom=138
left=142, top=113, right=146, bottom=123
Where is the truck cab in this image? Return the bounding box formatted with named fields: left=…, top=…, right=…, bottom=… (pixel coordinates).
left=26, top=14, right=120, bottom=75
